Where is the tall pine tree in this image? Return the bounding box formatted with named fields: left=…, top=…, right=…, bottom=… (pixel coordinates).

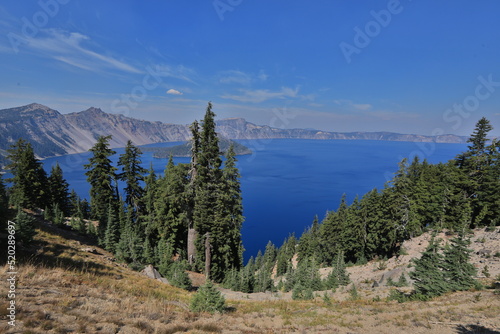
left=84, top=135, right=118, bottom=240
left=48, top=162, right=71, bottom=215
left=117, top=140, right=146, bottom=213
left=6, top=139, right=49, bottom=210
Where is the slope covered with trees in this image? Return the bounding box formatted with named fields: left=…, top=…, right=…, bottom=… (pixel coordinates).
left=1, top=113, right=497, bottom=298
left=222, top=117, right=498, bottom=299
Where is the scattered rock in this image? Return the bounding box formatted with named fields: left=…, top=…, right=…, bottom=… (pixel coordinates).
left=477, top=249, right=492, bottom=257
left=141, top=264, right=170, bottom=285
left=81, top=247, right=98, bottom=254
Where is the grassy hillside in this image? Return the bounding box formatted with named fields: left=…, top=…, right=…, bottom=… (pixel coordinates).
left=1, top=214, right=499, bottom=333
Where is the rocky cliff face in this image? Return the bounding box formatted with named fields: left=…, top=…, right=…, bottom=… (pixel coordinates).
left=0, top=103, right=466, bottom=161
left=215, top=118, right=467, bottom=143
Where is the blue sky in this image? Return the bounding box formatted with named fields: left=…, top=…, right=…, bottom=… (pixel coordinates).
left=1, top=0, right=500, bottom=136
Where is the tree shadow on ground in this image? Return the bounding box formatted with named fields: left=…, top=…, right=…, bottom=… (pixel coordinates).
left=11, top=215, right=116, bottom=277
left=455, top=325, right=500, bottom=334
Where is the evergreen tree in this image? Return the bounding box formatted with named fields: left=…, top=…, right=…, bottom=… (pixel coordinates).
left=331, top=251, right=350, bottom=286
left=187, top=119, right=200, bottom=266
left=297, top=216, right=321, bottom=262
left=117, top=140, right=146, bottom=213
left=215, top=144, right=244, bottom=271
left=189, top=103, right=244, bottom=281
left=455, top=117, right=496, bottom=226
left=164, top=261, right=192, bottom=290
left=0, top=175, right=10, bottom=231
left=15, top=209, right=36, bottom=244
left=410, top=236, right=448, bottom=299
left=104, top=203, right=120, bottom=253
left=84, top=135, right=117, bottom=239
left=293, top=257, right=322, bottom=291
left=116, top=209, right=142, bottom=264
left=275, top=234, right=297, bottom=276
left=68, top=189, right=80, bottom=216
left=48, top=162, right=71, bottom=215
left=52, top=203, right=65, bottom=226
left=320, top=194, right=350, bottom=264
left=190, top=280, right=226, bottom=314
left=442, top=233, right=477, bottom=291
left=140, top=163, right=158, bottom=263
left=192, top=102, right=223, bottom=276
left=6, top=139, right=49, bottom=209
left=154, top=156, right=190, bottom=259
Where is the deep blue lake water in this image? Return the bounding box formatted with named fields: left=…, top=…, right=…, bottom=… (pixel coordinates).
left=41, top=139, right=468, bottom=261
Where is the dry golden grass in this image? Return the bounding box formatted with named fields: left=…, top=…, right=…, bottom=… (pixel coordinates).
left=1, top=218, right=499, bottom=333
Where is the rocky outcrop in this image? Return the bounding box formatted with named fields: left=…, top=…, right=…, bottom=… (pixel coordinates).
left=141, top=264, right=170, bottom=284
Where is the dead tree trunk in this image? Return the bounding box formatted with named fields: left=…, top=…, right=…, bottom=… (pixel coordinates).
left=205, top=232, right=211, bottom=280
left=187, top=225, right=197, bottom=265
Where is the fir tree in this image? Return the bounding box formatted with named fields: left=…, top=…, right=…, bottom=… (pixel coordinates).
left=48, top=162, right=70, bottom=215
left=0, top=175, right=9, bottom=232
left=215, top=144, right=244, bottom=271
left=15, top=209, right=36, bottom=244
left=164, top=261, right=192, bottom=290
left=192, top=102, right=223, bottom=276
left=140, top=163, right=158, bottom=263
left=6, top=139, right=49, bottom=209
left=190, top=280, right=226, bottom=314
left=276, top=234, right=297, bottom=276
left=84, top=135, right=117, bottom=239
left=297, top=216, right=321, bottom=262
left=410, top=236, right=448, bottom=299
left=293, top=257, right=322, bottom=291
left=455, top=117, right=496, bottom=226
left=104, top=204, right=120, bottom=253
left=442, top=233, right=477, bottom=291
left=330, top=251, right=350, bottom=286
left=154, top=156, right=189, bottom=259
left=117, top=140, right=146, bottom=213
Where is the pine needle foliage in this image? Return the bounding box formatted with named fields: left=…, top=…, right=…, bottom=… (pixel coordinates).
left=190, top=280, right=226, bottom=314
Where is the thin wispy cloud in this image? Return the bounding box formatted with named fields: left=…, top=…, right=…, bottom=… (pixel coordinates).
left=218, top=70, right=252, bottom=85
left=221, top=86, right=299, bottom=103
left=334, top=99, right=373, bottom=111
left=217, top=69, right=268, bottom=85
left=11, top=29, right=142, bottom=74
left=154, top=64, right=197, bottom=84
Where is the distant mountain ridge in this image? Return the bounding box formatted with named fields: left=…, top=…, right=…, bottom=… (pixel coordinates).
left=0, top=103, right=467, bottom=163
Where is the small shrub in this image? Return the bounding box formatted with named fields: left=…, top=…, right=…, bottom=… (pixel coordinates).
left=348, top=285, right=359, bottom=301
left=376, top=260, right=387, bottom=271
left=386, top=277, right=396, bottom=287
left=15, top=210, right=36, bottom=244
left=399, top=247, right=409, bottom=256
left=292, top=284, right=314, bottom=300
left=387, top=289, right=407, bottom=303
left=482, top=265, right=491, bottom=278
left=190, top=281, right=226, bottom=314
left=322, top=292, right=332, bottom=305
left=396, top=273, right=409, bottom=287
left=356, top=255, right=368, bottom=266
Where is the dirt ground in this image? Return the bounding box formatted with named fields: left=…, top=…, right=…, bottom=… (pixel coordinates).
left=1, top=221, right=499, bottom=333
